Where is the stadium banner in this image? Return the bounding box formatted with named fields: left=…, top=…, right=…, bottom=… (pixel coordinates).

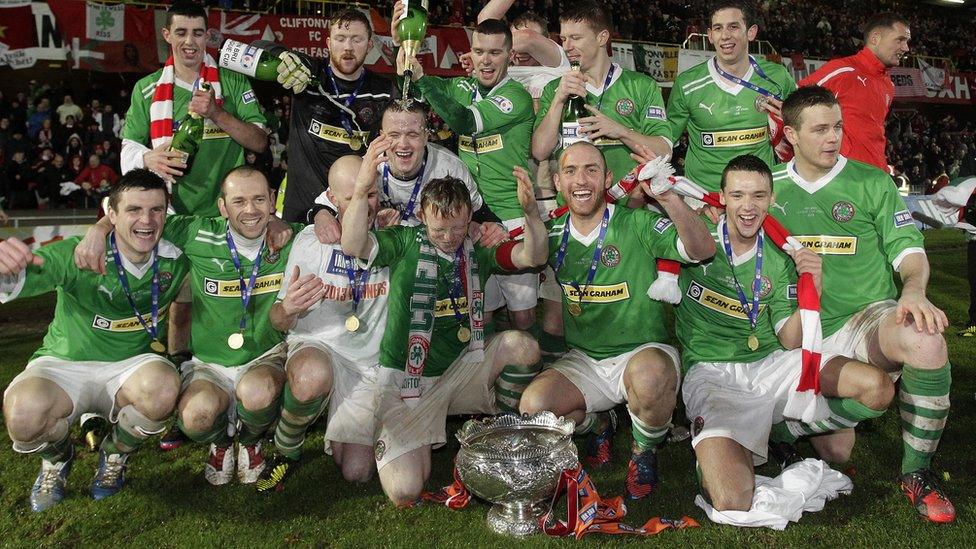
left=47, top=1, right=158, bottom=73
left=0, top=1, right=68, bottom=69
left=913, top=72, right=974, bottom=104
left=632, top=43, right=679, bottom=88
left=677, top=49, right=713, bottom=75
left=0, top=224, right=91, bottom=250
left=890, top=67, right=927, bottom=98
left=611, top=43, right=635, bottom=71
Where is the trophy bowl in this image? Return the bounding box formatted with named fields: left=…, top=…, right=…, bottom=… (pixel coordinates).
left=455, top=412, right=579, bottom=537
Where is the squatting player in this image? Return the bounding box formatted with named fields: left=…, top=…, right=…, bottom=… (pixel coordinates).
left=677, top=154, right=894, bottom=513
left=341, top=170, right=549, bottom=506
left=520, top=142, right=714, bottom=500
left=771, top=86, right=955, bottom=523
left=1, top=170, right=190, bottom=511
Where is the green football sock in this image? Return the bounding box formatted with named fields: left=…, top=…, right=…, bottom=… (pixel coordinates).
left=899, top=362, right=951, bottom=474
left=237, top=398, right=280, bottom=446
left=178, top=412, right=232, bottom=446
left=495, top=361, right=543, bottom=413
left=575, top=413, right=598, bottom=435
left=38, top=434, right=73, bottom=464
left=629, top=409, right=668, bottom=454
left=539, top=330, right=567, bottom=356
left=102, top=405, right=167, bottom=454
left=274, top=383, right=325, bottom=460
left=786, top=396, right=887, bottom=438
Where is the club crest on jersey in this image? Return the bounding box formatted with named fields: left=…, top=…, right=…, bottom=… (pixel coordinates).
left=654, top=218, right=674, bottom=234
left=831, top=201, right=855, bottom=222
left=406, top=335, right=429, bottom=375
left=489, top=95, right=514, bottom=114
left=358, top=106, right=375, bottom=125
left=615, top=98, right=635, bottom=116
left=264, top=248, right=280, bottom=263
left=374, top=439, right=386, bottom=461
left=894, top=210, right=913, bottom=228
left=601, top=245, right=621, bottom=267
left=159, top=271, right=173, bottom=293
left=759, top=275, right=772, bottom=298
left=645, top=106, right=666, bottom=120
left=693, top=416, right=704, bottom=437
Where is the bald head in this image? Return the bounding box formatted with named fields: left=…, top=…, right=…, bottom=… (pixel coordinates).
left=327, top=155, right=380, bottom=222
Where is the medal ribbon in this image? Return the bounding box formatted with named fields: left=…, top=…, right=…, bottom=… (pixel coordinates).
left=342, top=253, right=370, bottom=314
left=109, top=232, right=161, bottom=346
left=712, top=56, right=782, bottom=99
left=720, top=216, right=763, bottom=331
left=594, top=63, right=616, bottom=111
left=326, top=66, right=366, bottom=137
left=382, top=154, right=427, bottom=221
left=551, top=208, right=610, bottom=312
left=447, top=246, right=465, bottom=325
left=226, top=229, right=265, bottom=338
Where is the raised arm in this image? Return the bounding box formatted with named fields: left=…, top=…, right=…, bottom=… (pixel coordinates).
left=341, top=135, right=391, bottom=259
left=508, top=167, right=548, bottom=269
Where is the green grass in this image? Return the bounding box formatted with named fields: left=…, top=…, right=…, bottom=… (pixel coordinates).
left=0, top=229, right=973, bottom=547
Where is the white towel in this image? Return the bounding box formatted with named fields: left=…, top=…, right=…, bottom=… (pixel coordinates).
left=695, top=458, right=852, bottom=530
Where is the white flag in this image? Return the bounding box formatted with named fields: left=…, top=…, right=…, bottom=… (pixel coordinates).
left=86, top=2, right=124, bottom=42
left=917, top=57, right=946, bottom=94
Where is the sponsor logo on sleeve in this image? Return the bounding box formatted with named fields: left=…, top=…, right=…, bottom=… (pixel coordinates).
left=654, top=218, right=674, bottom=233
left=894, top=210, right=914, bottom=228
left=787, top=284, right=797, bottom=300
left=645, top=106, right=666, bottom=120
left=489, top=95, right=514, bottom=113
left=242, top=90, right=256, bottom=104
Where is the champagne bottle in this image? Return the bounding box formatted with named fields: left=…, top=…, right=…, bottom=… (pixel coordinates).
left=219, top=39, right=320, bottom=87
left=561, top=61, right=589, bottom=148
left=80, top=413, right=108, bottom=452
left=169, top=83, right=208, bottom=167
left=397, top=0, right=429, bottom=100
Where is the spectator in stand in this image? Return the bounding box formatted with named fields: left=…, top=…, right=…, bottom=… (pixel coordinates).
left=98, top=104, right=121, bottom=139
left=74, top=153, right=119, bottom=207
left=7, top=129, right=30, bottom=159
left=26, top=98, right=51, bottom=140
left=36, top=152, right=69, bottom=208
left=64, top=133, right=83, bottom=159
left=35, top=119, right=55, bottom=151
left=55, top=95, right=83, bottom=126
left=54, top=114, right=80, bottom=151
left=3, top=150, right=31, bottom=208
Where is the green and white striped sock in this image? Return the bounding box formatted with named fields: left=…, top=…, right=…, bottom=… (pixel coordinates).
left=494, top=361, right=542, bottom=413
left=899, top=362, right=951, bottom=474
left=274, top=383, right=325, bottom=460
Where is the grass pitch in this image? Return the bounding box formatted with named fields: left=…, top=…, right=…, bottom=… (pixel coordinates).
left=0, top=229, right=972, bottom=547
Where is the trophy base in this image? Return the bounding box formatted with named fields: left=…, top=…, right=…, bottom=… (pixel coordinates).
left=486, top=501, right=546, bottom=537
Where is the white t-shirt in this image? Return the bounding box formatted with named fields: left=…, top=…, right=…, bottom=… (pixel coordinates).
left=508, top=46, right=572, bottom=99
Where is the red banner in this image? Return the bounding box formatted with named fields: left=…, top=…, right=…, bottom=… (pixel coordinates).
left=47, top=1, right=158, bottom=73
left=890, top=67, right=926, bottom=98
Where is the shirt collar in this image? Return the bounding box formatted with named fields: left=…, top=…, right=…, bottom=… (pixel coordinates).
left=856, top=47, right=888, bottom=76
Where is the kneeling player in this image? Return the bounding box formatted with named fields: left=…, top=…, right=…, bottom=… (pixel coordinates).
left=519, top=142, right=715, bottom=499
left=677, top=155, right=894, bottom=512
left=341, top=158, right=549, bottom=506
left=260, top=153, right=391, bottom=491
left=1, top=170, right=190, bottom=511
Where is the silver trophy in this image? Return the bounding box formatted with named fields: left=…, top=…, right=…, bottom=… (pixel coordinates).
left=455, top=412, right=579, bottom=537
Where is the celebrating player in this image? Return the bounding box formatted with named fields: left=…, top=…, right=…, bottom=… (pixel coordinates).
left=1, top=170, right=190, bottom=511
left=677, top=154, right=894, bottom=513
left=519, top=142, right=714, bottom=499
left=532, top=0, right=671, bottom=183
left=397, top=19, right=541, bottom=335
left=771, top=86, right=954, bottom=523
left=667, top=2, right=796, bottom=192
left=341, top=166, right=548, bottom=507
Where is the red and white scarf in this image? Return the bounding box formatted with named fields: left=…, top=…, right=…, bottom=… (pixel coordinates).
left=149, top=54, right=223, bottom=149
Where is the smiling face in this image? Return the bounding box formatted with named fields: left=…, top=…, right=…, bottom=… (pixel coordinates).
left=218, top=170, right=275, bottom=240
left=327, top=20, right=372, bottom=77
left=107, top=188, right=168, bottom=262
left=382, top=108, right=428, bottom=179
left=470, top=31, right=511, bottom=88
left=721, top=169, right=772, bottom=242
left=785, top=104, right=844, bottom=174
left=162, top=15, right=208, bottom=72
left=420, top=206, right=472, bottom=254
left=553, top=143, right=612, bottom=220
left=708, top=8, right=756, bottom=67
left=869, top=22, right=911, bottom=68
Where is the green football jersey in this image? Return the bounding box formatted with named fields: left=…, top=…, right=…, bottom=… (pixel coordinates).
left=370, top=226, right=508, bottom=377
left=675, top=217, right=797, bottom=372
left=123, top=68, right=266, bottom=216
left=163, top=216, right=301, bottom=366
left=668, top=57, right=796, bottom=192
left=771, top=157, right=925, bottom=336
left=547, top=205, right=688, bottom=360
left=0, top=237, right=190, bottom=363
left=537, top=64, right=670, bottom=183
left=417, top=75, right=533, bottom=221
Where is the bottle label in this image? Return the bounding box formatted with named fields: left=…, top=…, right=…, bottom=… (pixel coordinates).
left=219, top=39, right=263, bottom=77
left=561, top=122, right=589, bottom=148
left=401, top=0, right=430, bottom=18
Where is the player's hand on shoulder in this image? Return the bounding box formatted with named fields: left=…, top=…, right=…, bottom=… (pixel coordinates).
left=73, top=228, right=109, bottom=276
left=376, top=207, right=402, bottom=228
left=313, top=209, right=341, bottom=244
left=265, top=216, right=293, bottom=252
left=897, top=290, right=949, bottom=335
left=143, top=139, right=185, bottom=183
left=0, top=237, right=43, bottom=274
left=277, top=51, right=312, bottom=94
left=459, top=51, right=474, bottom=76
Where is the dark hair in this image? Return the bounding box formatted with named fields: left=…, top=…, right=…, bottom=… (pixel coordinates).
left=512, top=11, right=549, bottom=34
left=721, top=154, right=772, bottom=191
left=474, top=18, right=513, bottom=49
left=862, top=12, right=909, bottom=42
left=108, top=169, right=168, bottom=211
left=380, top=99, right=430, bottom=131
left=420, top=176, right=472, bottom=218
left=221, top=164, right=270, bottom=198
left=165, top=1, right=207, bottom=28
left=331, top=8, right=373, bottom=38
left=559, top=0, right=612, bottom=34
left=709, top=1, right=755, bottom=28
left=782, top=85, right=839, bottom=130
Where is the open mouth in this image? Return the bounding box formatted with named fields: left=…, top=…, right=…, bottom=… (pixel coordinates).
left=719, top=42, right=735, bottom=54
left=571, top=189, right=594, bottom=203
left=181, top=47, right=199, bottom=58
left=737, top=213, right=758, bottom=229
left=132, top=228, right=156, bottom=242
left=239, top=217, right=264, bottom=228
left=479, top=67, right=496, bottom=79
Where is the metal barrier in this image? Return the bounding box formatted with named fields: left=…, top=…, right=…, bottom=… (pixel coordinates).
left=680, top=33, right=778, bottom=55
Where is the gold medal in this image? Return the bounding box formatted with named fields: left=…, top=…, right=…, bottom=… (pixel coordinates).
left=228, top=332, right=245, bottom=350
left=345, top=314, right=361, bottom=332
left=747, top=333, right=759, bottom=351
left=457, top=326, right=472, bottom=343
left=150, top=339, right=166, bottom=353
left=567, top=302, right=583, bottom=317
left=349, top=135, right=363, bottom=151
